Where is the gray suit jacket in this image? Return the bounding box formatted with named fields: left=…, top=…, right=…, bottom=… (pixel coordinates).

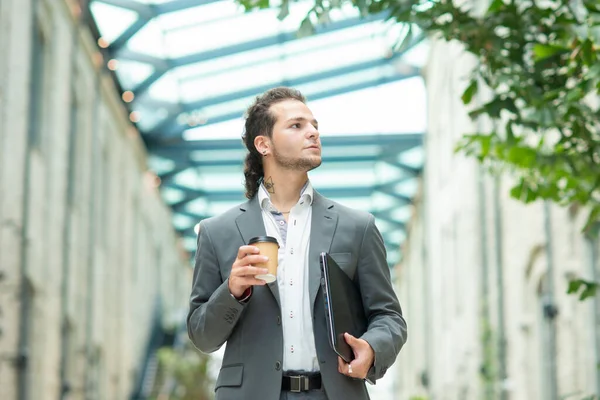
left=187, top=191, right=407, bottom=400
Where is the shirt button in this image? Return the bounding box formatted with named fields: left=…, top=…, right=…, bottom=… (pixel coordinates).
left=290, top=311, right=294, bottom=318
left=289, top=279, right=293, bottom=286
left=290, top=248, right=294, bottom=254
left=291, top=345, right=294, bottom=353
left=279, top=220, right=285, bottom=226
left=275, top=361, right=281, bottom=371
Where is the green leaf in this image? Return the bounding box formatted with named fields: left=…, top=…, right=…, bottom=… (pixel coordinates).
left=580, top=283, right=598, bottom=301
left=506, top=121, right=515, bottom=143
left=461, top=79, right=478, bottom=105
left=588, top=63, right=600, bottom=79
left=566, top=278, right=598, bottom=301
left=567, top=279, right=583, bottom=294
left=510, top=179, right=525, bottom=201
left=533, top=44, right=568, bottom=62
left=566, top=87, right=584, bottom=102
left=583, top=0, right=600, bottom=14
left=581, top=39, right=596, bottom=65
left=583, top=206, right=600, bottom=234
left=509, top=178, right=538, bottom=203
left=486, top=0, right=504, bottom=14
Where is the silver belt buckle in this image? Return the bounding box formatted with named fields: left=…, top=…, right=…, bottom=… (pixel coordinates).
left=290, top=375, right=308, bottom=393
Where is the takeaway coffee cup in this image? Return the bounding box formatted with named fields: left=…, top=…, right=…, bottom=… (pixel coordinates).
left=248, top=236, right=279, bottom=283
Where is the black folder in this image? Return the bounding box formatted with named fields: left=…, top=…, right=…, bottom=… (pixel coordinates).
left=319, top=252, right=367, bottom=363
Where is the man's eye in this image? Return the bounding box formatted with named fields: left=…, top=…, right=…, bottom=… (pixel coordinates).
left=291, top=123, right=300, bottom=128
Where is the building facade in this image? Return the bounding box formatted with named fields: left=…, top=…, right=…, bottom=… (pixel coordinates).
left=394, top=37, right=600, bottom=400
left=0, top=0, right=191, bottom=399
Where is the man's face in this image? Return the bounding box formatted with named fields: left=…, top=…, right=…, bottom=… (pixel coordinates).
left=268, top=99, right=322, bottom=172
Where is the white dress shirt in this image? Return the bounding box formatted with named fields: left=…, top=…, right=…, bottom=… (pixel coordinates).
left=258, top=181, right=319, bottom=372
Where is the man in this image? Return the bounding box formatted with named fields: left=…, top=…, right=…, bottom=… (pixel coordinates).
left=187, top=87, right=407, bottom=400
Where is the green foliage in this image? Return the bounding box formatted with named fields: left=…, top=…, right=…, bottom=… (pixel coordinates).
left=567, top=278, right=599, bottom=301
left=150, top=343, right=214, bottom=400
left=238, top=0, right=600, bottom=297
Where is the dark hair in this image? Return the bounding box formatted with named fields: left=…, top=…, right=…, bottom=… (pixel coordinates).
left=242, top=87, right=306, bottom=199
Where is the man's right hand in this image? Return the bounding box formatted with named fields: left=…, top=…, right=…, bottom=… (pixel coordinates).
left=228, top=245, right=269, bottom=298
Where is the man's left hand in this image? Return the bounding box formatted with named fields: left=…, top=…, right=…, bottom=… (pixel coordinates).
left=337, top=332, right=374, bottom=379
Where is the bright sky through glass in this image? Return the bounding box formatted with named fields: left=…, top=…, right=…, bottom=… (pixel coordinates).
left=89, top=0, right=428, bottom=270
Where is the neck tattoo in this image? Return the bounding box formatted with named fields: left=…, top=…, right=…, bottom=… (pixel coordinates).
left=264, top=176, right=275, bottom=194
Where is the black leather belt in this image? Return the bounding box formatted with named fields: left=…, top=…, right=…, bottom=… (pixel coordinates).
left=281, top=373, right=322, bottom=392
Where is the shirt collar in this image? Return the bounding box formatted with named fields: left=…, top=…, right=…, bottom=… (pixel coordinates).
left=258, top=179, right=314, bottom=212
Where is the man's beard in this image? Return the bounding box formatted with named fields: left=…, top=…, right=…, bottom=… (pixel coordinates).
left=272, top=147, right=321, bottom=172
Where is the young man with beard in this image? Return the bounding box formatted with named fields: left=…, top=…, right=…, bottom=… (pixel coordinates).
left=187, top=87, right=407, bottom=400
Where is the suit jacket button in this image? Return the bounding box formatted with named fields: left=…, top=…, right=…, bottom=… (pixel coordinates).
left=276, top=316, right=281, bottom=325
left=275, top=361, right=281, bottom=371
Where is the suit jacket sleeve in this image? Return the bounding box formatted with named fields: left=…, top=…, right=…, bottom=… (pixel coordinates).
left=187, top=220, right=246, bottom=353
left=357, top=214, right=408, bottom=382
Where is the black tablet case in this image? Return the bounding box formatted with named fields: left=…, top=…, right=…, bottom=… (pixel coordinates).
left=319, top=252, right=367, bottom=363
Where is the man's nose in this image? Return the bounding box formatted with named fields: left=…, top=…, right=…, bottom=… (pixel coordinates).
left=307, top=125, right=319, bottom=139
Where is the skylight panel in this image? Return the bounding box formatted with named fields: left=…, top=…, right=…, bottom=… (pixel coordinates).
left=114, top=60, right=155, bottom=90
left=156, top=1, right=242, bottom=32
left=397, top=145, right=424, bottom=168
left=160, top=187, right=185, bottom=204
left=126, top=19, right=167, bottom=58
left=132, top=102, right=171, bottom=131
left=297, top=65, right=396, bottom=95
left=199, top=171, right=246, bottom=191
left=90, top=1, right=138, bottom=43
left=147, top=154, right=175, bottom=175
left=146, top=70, right=182, bottom=103
left=171, top=20, right=387, bottom=83
left=162, top=2, right=314, bottom=58
left=189, top=149, right=245, bottom=162
left=310, top=169, right=377, bottom=188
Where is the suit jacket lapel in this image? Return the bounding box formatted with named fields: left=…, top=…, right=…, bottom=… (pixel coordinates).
left=235, top=196, right=281, bottom=308
left=309, top=191, right=338, bottom=313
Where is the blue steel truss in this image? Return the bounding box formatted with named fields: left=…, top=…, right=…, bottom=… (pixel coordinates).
left=87, top=0, right=426, bottom=266
left=155, top=133, right=422, bottom=266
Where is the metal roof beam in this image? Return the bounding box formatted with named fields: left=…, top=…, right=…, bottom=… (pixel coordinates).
left=156, top=0, right=221, bottom=14
left=127, top=12, right=388, bottom=97
left=167, top=154, right=379, bottom=170
left=198, top=73, right=419, bottom=129
left=148, top=137, right=383, bottom=153
left=159, top=154, right=382, bottom=183
left=177, top=227, right=197, bottom=238
left=153, top=71, right=421, bottom=140
left=169, top=186, right=387, bottom=204
left=108, top=18, right=151, bottom=52
left=148, top=56, right=418, bottom=136
left=375, top=215, right=407, bottom=230
left=384, top=240, right=401, bottom=251
left=100, top=0, right=227, bottom=53
left=149, top=133, right=422, bottom=154
left=147, top=35, right=425, bottom=139
left=382, top=159, right=422, bottom=176
left=176, top=210, right=210, bottom=221
left=115, top=50, right=171, bottom=69
left=94, top=0, right=152, bottom=15
left=375, top=185, right=413, bottom=203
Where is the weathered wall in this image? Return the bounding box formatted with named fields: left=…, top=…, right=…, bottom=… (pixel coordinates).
left=0, top=1, right=191, bottom=399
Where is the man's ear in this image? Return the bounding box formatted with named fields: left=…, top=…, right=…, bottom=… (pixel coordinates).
left=254, top=135, right=270, bottom=156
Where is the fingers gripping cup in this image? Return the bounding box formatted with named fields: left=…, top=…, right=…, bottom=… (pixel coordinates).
left=248, top=236, right=279, bottom=283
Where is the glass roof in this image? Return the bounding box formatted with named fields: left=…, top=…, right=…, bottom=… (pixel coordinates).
left=89, top=0, right=428, bottom=266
